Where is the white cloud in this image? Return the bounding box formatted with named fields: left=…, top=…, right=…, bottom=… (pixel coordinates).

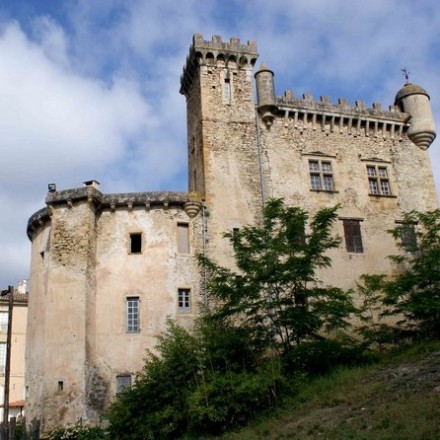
left=0, top=22, right=153, bottom=187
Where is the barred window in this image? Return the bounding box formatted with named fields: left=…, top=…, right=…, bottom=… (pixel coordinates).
left=309, top=160, right=334, bottom=191
left=367, top=165, right=391, bottom=195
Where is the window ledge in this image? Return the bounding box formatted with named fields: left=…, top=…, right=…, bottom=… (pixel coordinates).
left=310, top=189, right=339, bottom=194
left=368, top=194, right=397, bottom=198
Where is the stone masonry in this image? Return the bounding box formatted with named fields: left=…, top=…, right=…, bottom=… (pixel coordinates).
left=25, top=34, right=437, bottom=431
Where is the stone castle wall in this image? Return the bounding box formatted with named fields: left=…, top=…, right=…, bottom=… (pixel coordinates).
left=26, top=189, right=204, bottom=428
left=26, top=33, right=438, bottom=431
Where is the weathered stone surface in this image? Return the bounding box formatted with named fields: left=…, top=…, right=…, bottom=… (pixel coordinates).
left=25, top=33, right=438, bottom=432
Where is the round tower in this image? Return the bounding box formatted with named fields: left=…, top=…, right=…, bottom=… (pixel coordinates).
left=255, top=63, right=278, bottom=126
left=395, top=82, right=436, bottom=150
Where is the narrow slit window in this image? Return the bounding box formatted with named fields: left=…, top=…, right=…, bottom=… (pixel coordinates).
left=130, top=233, right=142, bottom=254
left=58, top=381, right=64, bottom=391
left=223, top=78, right=231, bottom=103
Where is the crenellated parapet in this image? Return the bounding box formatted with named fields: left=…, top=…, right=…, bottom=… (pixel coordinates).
left=180, top=33, right=258, bottom=96
left=268, top=91, right=409, bottom=140
left=27, top=186, right=203, bottom=240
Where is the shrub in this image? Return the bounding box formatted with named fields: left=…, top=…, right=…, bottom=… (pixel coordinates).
left=45, top=422, right=106, bottom=440
left=282, top=339, right=373, bottom=377
left=188, top=367, right=283, bottom=435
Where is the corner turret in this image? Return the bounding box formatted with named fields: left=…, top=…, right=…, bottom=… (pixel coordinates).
left=255, top=63, right=278, bottom=127
left=395, top=82, right=436, bottom=150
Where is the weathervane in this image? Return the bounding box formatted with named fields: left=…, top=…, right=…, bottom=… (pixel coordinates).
left=401, top=68, right=410, bottom=82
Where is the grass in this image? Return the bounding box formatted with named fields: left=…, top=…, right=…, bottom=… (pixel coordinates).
left=219, top=341, right=440, bottom=440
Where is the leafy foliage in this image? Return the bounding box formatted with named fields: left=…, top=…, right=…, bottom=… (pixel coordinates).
left=106, top=200, right=365, bottom=438
left=383, top=209, right=440, bottom=337
left=106, top=320, right=200, bottom=439
left=106, top=318, right=279, bottom=439
left=45, top=422, right=106, bottom=440
left=356, top=274, right=397, bottom=349
left=282, top=337, right=374, bottom=377
left=199, top=199, right=356, bottom=354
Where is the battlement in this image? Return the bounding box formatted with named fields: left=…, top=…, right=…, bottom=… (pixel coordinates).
left=258, top=90, right=410, bottom=139
left=277, top=91, right=407, bottom=122
left=180, top=33, right=258, bottom=96
left=27, top=188, right=203, bottom=240
left=192, top=33, right=258, bottom=56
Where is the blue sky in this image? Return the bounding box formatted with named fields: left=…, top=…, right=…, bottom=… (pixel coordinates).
left=0, top=0, right=439, bottom=287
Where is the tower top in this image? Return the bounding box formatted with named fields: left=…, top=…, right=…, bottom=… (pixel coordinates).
left=395, top=82, right=430, bottom=104
left=180, top=34, right=258, bottom=96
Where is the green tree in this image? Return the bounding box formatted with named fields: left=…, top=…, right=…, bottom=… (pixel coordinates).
left=199, top=199, right=356, bottom=356
left=106, top=318, right=278, bottom=438
left=106, top=320, right=201, bottom=439
left=383, top=209, right=440, bottom=337
left=356, top=274, right=395, bottom=349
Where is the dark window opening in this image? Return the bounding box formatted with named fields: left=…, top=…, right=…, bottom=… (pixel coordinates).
left=58, top=381, right=63, bottom=391
left=343, top=219, right=364, bottom=253
left=116, top=375, right=132, bottom=394
left=400, top=224, right=417, bottom=250
left=130, top=233, right=142, bottom=254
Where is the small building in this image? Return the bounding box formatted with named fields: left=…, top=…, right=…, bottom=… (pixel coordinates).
left=0, top=281, right=28, bottom=421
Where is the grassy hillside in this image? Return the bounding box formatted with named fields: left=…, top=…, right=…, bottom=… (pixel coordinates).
left=220, top=342, right=440, bottom=440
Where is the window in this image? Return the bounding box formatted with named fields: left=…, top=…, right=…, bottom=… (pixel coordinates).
left=342, top=219, right=364, bottom=253
left=178, top=289, right=191, bottom=313
left=129, top=233, right=142, bottom=254
left=126, top=297, right=140, bottom=333
left=177, top=223, right=190, bottom=253
left=400, top=223, right=417, bottom=249
left=58, top=381, right=64, bottom=392
left=0, top=312, right=8, bottom=332
left=0, top=343, right=6, bottom=374
left=223, top=78, right=231, bottom=103
left=367, top=165, right=391, bottom=195
left=116, top=375, right=132, bottom=394
left=309, top=160, right=334, bottom=191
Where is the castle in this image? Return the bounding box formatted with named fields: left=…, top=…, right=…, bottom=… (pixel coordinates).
left=25, top=34, right=437, bottom=430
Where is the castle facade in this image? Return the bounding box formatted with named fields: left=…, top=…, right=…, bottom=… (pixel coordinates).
left=25, top=34, right=437, bottom=430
